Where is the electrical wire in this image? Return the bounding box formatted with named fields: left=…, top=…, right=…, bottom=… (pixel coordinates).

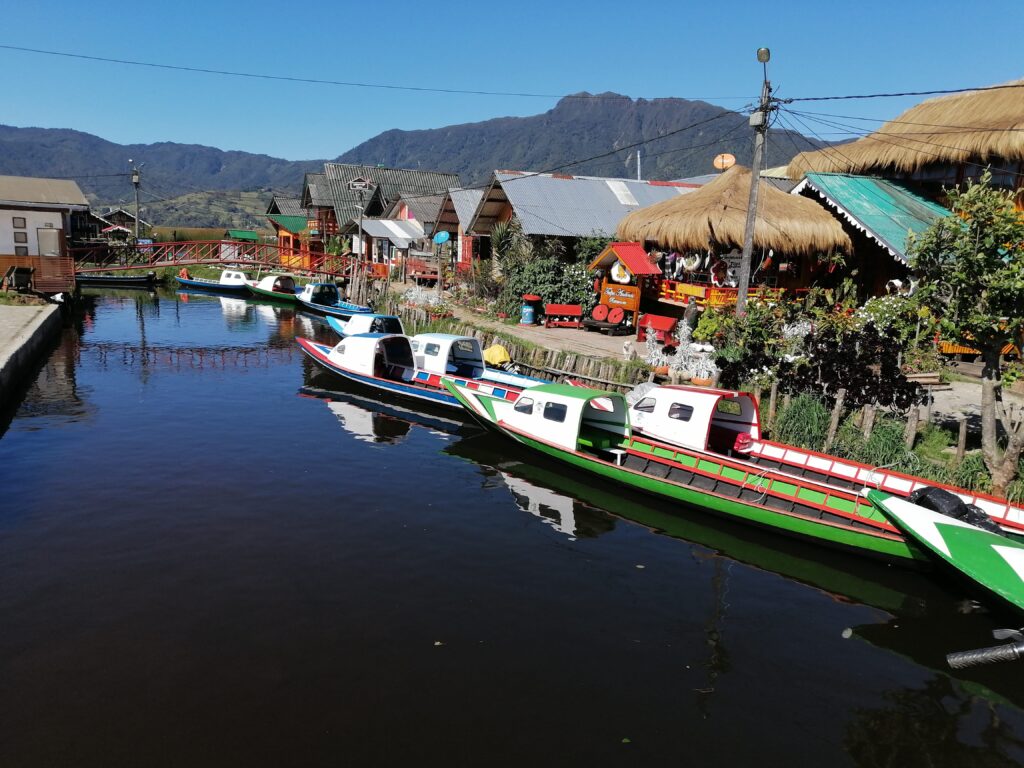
left=0, top=43, right=754, bottom=102
left=787, top=82, right=1024, bottom=102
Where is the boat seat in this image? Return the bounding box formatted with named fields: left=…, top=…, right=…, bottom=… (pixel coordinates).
left=577, top=425, right=620, bottom=451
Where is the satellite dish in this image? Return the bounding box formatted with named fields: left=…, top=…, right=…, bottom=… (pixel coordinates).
left=433, top=231, right=450, bottom=245
left=713, top=153, right=736, bottom=171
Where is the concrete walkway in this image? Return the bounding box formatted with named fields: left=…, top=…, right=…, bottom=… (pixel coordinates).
left=0, top=304, right=62, bottom=405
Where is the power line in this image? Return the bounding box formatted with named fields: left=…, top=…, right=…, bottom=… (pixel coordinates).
left=787, top=82, right=1024, bottom=102
left=0, top=43, right=754, bottom=102
left=778, top=108, right=1024, bottom=133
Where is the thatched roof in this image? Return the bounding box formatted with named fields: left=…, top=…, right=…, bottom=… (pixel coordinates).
left=787, top=80, right=1024, bottom=179
left=617, top=165, right=851, bottom=255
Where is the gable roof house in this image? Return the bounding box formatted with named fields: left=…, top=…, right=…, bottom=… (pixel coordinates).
left=433, top=188, right=485, bottom=270
left=0, top=174, right=89, bottom=292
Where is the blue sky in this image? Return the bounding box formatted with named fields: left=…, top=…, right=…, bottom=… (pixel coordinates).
left=3, top=0, right=1022, bottom=161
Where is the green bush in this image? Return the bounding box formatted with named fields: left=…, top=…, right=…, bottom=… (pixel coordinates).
left=772, top=394, right=830, bottom=452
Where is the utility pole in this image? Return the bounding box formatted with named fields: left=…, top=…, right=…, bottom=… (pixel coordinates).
left=130, top=160, right=141, bottom=241
left=736, top=47, right=774, bottom=316
left=637, top=149, right=642, bottom=181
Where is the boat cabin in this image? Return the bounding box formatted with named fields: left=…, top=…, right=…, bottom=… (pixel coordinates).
left=255, top=274, right=297, bottom=293
left=218, top=269, right=251, bottom=286
left=298, top=282, right=340, bottom=306
left=629, top=385, right=760, bottom=455
left=336, top=313, right=405, bottom=337
left=410, top=333, right=489, bottom=377
left=502, top=384, right=630, bottom=453
left=331, top=333, right=416, bottom=379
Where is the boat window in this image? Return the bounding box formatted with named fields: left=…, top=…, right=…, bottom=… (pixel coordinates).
left=411, top=340, right=421, bottom=352
left=668, top=403, right=694, bottom=421
left=543, top=402, right=567, bottom=423
left=372, top=317, right=403, bottom=334
left=381, top=337, right=414, bottom=367
left=634, top=397, right=656, bottom=413
left=716, top=399, right=742, bottom=416
left=514, top=397, right=534, bottom=415
left=451, top=339, right=480, bottom=361
left=424, top=343, right=440, bottom=357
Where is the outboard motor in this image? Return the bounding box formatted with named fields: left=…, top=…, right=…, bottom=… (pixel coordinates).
left=908, top=486, right=1004, bottom=535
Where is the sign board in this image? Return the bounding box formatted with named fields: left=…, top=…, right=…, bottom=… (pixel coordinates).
left=601, top=283, right=640, bottom=311
left=347, top=177, right=373, bottom=191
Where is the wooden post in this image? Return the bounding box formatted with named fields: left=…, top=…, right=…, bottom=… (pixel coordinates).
left=904, top=406, right=920, bottom=450
left=824, top=388, right=845, bottom=451
left=767, top=381, right=778, bottom=430
left=956, top=416, right=968, bottom=463
left=861, top=403, right=876, bottom=439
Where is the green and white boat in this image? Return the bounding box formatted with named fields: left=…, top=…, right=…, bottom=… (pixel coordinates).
left=444, top=379, right=935, bottom=562
left=247, top=273, right=299, bottom=303
left=867, top=490, right=1024, bottom=614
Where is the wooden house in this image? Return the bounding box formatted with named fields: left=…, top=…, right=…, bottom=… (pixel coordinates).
left=432, top=188, right=484, bottom=272
left=0, top=174, right=87, bottom=293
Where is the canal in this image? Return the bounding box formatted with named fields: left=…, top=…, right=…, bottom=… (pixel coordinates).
left=2, top=289, right=1024, bottom=767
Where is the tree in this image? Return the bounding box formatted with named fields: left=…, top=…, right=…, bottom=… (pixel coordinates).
left=910, top=172, right=1024, bottom=495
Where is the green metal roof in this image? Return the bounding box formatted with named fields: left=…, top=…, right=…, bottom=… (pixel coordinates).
left=798, top=173, right=950, bottom=264
left=267, top=214, right=308, bottom=234
left=225, top=229, right=260, bottom=241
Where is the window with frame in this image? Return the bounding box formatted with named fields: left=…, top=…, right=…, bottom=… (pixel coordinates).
left=14, top=246, right=28, bottom=256
left=634, top=397, right=656, bottom=413
left=543, top=402, right=567, bottom=423
left=513, top=397, right=534, bottom=415
left=716, top=399, right=742, bottom=416
left=668, top=403, right=694, bottom=421
left=424, top=343, right=440, bottom=356
left=13, top=232, right=27, bottom=244
left=12, top=216, right=26, bottom=228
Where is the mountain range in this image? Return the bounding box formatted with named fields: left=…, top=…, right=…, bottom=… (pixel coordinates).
left=0, top=94, right=825, bottom=227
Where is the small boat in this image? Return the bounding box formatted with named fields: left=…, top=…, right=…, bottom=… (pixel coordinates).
left=247, top=273, right=299, bottom=302
left=296, top=282, right=372, bottom=318
left=325, top=313, right=405, bottom=337
left=76, top=271, right=161, bottom=289
left=175, top=268, right=252, bottom=295
left=625, top=384, right=1024, bottom=535
left=441, top=379, right=1019, bottom=562
left=868, top=489, right=1024, bottom=614
left=297, top=332, right=542, bottom=408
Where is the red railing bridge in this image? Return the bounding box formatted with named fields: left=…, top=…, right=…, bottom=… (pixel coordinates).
left=71, top=240, right=367, bottom=280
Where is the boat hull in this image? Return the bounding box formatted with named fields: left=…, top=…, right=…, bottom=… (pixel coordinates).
left=76, top=273, right=159, bottom=288
left=248, top=284, right=298, bottom=303
left=298, top=338, right=524, bottom=409
left=175, top=276, right=251, bottom=295
left=444, top=379, right=924, bottom=563
left=296, top=298, right=371, bottom=319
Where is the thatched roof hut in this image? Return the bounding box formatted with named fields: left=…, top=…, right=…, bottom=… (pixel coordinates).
left=787, top=79, right=1024, bottom=179
left=617, top=165, right=851, bottom=255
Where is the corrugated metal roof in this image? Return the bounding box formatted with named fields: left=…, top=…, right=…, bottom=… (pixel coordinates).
left=433, top=187, right=485, bottom=234
left=360, top=218, right=424, bottom=248
left=267, top=214, right=308, bottom=234
left=385, top=192, right=446, bottom=225
left=793, top=173, right=950, bottom=264
left=267, top=196, right=306, bottom=217
left=469, top=171, right=699, bottom=237
left=302, top=173, right=333, bottom=208
left=323, top=163, right=460, bottom=226
left=0, top=175, right=89, bottom=207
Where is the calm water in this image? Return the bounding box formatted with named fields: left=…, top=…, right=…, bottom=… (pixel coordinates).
left=2, top=289, right=1024, bottom=767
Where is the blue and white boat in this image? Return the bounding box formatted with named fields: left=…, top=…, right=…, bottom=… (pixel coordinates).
left=297, top=332, right=543, bottom=408
left=175, top=268, right=253, bottom=295
left=326, top=313, right=405, bottom=338
left=296, top=282, right=372, bottom=319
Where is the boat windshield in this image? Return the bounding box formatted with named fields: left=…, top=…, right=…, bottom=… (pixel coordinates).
left=380, top=337, right=415, bottom=368
left=370, top=317, right=403, bottom=334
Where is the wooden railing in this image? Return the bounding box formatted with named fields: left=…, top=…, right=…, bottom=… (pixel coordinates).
left=0, top=254, right=76, bottom=293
